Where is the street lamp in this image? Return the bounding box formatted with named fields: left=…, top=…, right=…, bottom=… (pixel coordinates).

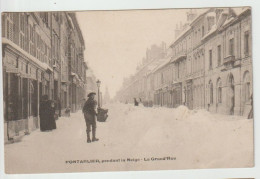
left=96, top=79, right=101, bottom=108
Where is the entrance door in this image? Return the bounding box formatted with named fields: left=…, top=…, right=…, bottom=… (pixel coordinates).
left=22, top=78, right=28, bottom=119
left=186, top=83, right=193, bottom=109
left=228, top=74, right=235, bottom=115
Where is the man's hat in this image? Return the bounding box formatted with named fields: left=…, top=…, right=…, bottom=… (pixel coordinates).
left=87, top=92, right=96, bottom=97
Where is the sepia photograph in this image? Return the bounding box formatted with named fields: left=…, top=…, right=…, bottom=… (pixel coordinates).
left=1, top=6, right=254, bottom=174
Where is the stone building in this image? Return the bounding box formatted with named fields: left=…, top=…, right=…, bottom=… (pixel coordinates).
left=115, top=42, right=167, bottom=105
left=85, top=68, right=98, bottom=96
left=67, top=13, right=87, bottom=112
left=115, top=7, right=252, bottom=117
left=2, top=12, right=87, bottom=142
left=202, top=8, right=252, bottom=116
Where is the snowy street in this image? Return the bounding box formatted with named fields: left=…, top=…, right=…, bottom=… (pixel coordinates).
left=5, top=103, right=254, bottom=173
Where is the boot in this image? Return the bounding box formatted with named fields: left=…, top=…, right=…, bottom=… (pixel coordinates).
left=87, top=131, right=91, bottom=143
left=92, top=128, right=99, bottom=142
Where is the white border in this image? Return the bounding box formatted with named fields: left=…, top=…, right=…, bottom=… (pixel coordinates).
left=0, top=0, right=259, bottom=179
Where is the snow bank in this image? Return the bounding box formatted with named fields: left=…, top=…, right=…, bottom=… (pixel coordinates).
left=5, top=103, right=254, bottom=173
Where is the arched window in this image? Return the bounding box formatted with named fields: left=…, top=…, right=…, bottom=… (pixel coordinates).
left=243, top=71, right=251, bottom=103
left=217, top=78, right=222, bottom=103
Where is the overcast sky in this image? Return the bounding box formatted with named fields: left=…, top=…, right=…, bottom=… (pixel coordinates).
left=76, top=8, right=203, bottom=98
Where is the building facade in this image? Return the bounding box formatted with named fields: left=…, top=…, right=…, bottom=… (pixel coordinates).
left=115, top=7, right=252, bottom=117
left=2, top=12, right=88, bottom=142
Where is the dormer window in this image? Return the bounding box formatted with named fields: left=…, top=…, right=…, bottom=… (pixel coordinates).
left=229, top=38, right=234, bottom=56
left=208, top=16, right=215, bottom=31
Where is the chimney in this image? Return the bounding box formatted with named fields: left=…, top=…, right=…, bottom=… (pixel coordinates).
left=175, top=23, right=181, bottom=39
left=187, top=9, right=197, bottom=22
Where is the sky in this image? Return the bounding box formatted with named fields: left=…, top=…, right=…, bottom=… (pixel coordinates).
left=76, top=8, right=203, bottom=98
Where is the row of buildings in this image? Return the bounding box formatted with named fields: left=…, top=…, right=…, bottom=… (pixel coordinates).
left=1, top=12, right=93, bottom=141
left=115, top=7, right=252, bottom=117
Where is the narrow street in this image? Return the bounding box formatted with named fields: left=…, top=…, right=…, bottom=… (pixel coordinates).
left=5, top=103, right=254, bottom=173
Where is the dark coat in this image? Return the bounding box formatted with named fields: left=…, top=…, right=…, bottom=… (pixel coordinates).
left=83, top=98, right=97, bottom=123
left=39, top=99, right=50, bottom=131
left=39, top=100, right=56, bottom=131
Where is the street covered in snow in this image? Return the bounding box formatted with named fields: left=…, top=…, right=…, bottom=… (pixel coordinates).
left=5, top=103, right=254, bottom=173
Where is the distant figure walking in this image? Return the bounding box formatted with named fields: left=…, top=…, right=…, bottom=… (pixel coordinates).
left=65, top=106, right=71, bottom=117
left=50, top=100, right=57, bottom=130
left=55, top=98, right=61, bottom=117
left=134, top=98, right=139, bottom=106
left=83, top=92, right=99, bottom=143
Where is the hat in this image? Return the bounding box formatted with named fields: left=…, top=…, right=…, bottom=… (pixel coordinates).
left=87, top=92, right=96, bottom=97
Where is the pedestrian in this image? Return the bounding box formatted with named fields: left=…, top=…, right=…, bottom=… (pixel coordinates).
left=134, top=98, right=139, bottom=106
left=39, top=95, right=50, bottom=131
left=50, top=100, right=57, bottom=130
left=56, top=98, right=61, bottom=117
left=65, top=106, right=71, bottom=117
left=82, top=92, right=99, bottom=143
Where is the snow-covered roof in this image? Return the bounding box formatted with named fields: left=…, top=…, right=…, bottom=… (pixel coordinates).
left=151, top=57, right=171, bottom=74
left=222, top=16, right=235, bottom=27
left=232, top=7, right=246, bottom=16
left=189, top=8, right=210, bottom=25
left=170, top=25, right=191, bottom=48
left=146, top=59, right=166, bottom=76
left=170, top=9, right=210, bottom=48
left=202, top=24, right=217, bottom=40
left=206, top=12, right=216, bottom=18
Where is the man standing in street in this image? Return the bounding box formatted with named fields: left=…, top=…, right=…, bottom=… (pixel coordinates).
left=82, top=92, right=99, bottom=143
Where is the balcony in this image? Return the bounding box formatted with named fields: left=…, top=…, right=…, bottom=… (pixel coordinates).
left=171, top=51, right=187, bottom=63
left=223, top=55, right=235, bottom=64
left=222, top=55, right=241, bottom=71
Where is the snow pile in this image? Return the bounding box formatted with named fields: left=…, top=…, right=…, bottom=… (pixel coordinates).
left=5, top=103, right=254, bottom=173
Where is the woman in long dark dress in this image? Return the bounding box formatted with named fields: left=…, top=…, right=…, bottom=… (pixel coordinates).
left=39, top=95, right=49, bottom=131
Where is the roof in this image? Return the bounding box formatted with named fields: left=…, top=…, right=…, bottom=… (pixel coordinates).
left=170, top=8, right=211, bottom=48
left=201, top=24, right=217, bottom=41
left=151, top=57, right=172, bottom=74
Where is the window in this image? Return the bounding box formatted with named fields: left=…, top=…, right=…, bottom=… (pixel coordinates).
left=6, top=13, right=14, bottom=41
left=177, top=63, right=180, bottom=78
left=209, top=49, right=212, bottom=70
left=202, top=26, right=205, bottom=37
left=209, top=81, right=213, bottom=104
left=243, top=71, right=251, bottom=103
left=217, top=78, right=222, bottom=103
left=229, top=38, right=234, bottom=56
left=208, top=17, right=215, bottom=31
left=244, top=31, right=249, bottom=56
left=161, top=73, right=163, bottom=84
left=217, top=45, right=221, bottom=66
left=245, top=82, right=250, bottom=102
